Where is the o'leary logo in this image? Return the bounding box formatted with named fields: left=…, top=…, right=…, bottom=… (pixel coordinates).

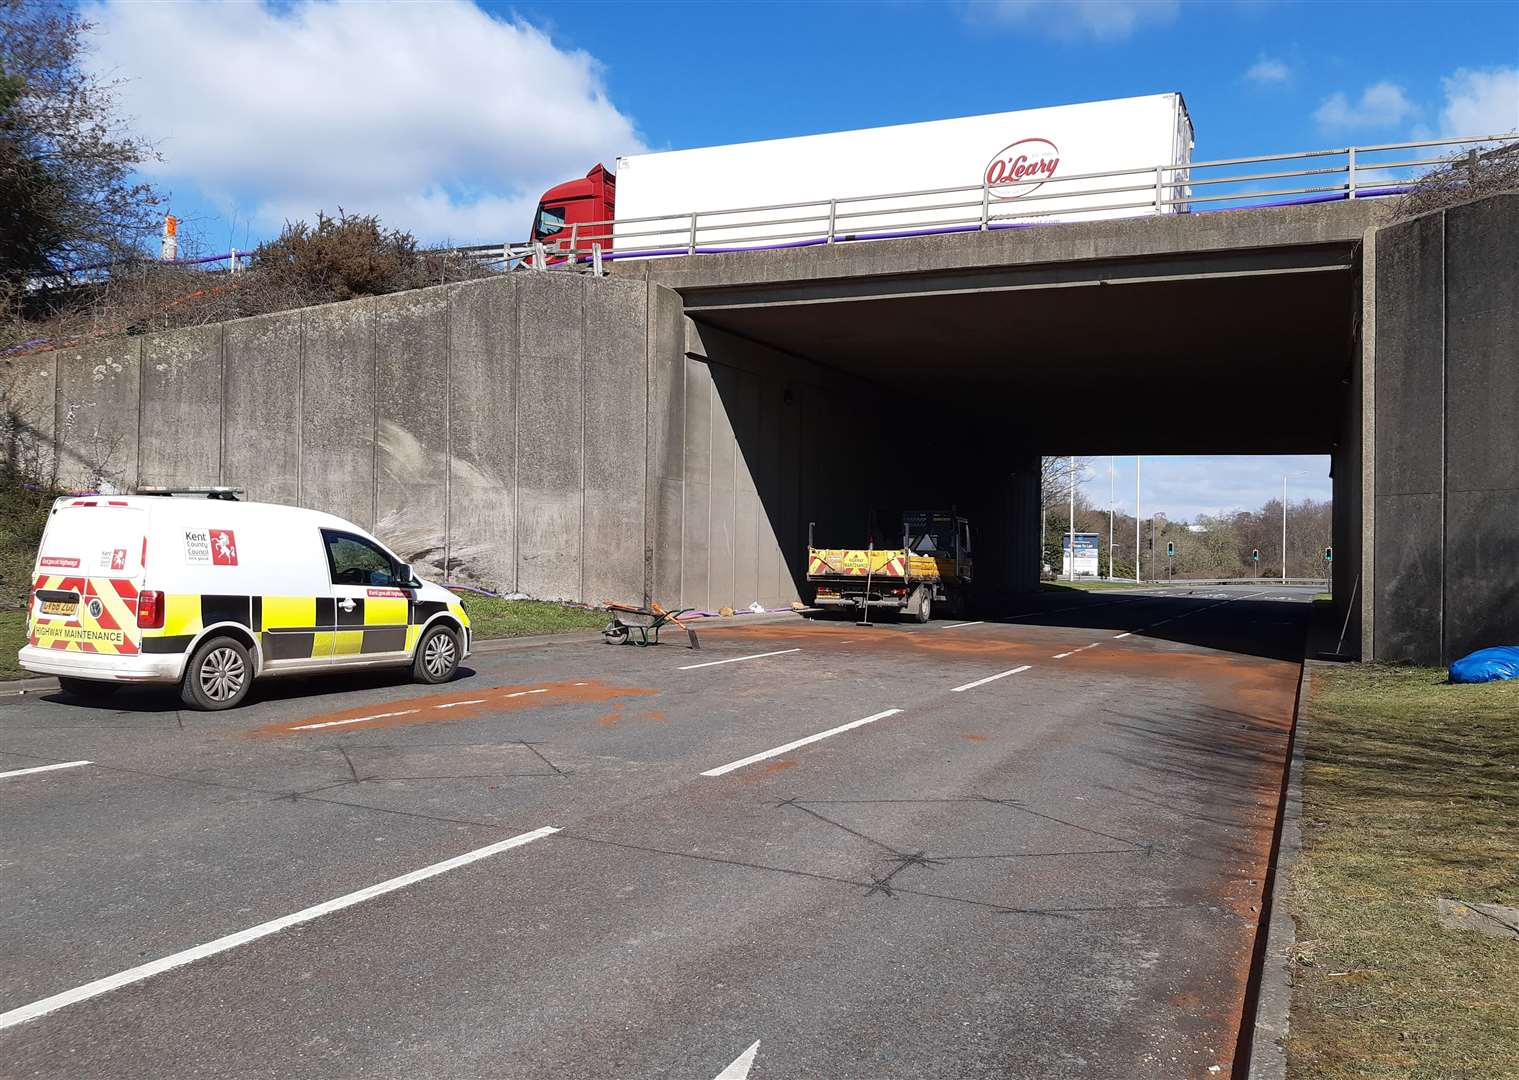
left=985, top=138, right=1060, bottom=201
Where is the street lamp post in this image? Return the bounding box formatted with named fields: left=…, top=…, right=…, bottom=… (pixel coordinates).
left=1281, top=475, right=1287, bottom=584
left=1108, top=457, right=1115, bottom=581
left=1068, top=459, right=1076, bottom=583
left=1135, top=456, right=1142, bottom=583
left=1280, top=470, right=1304, bottom=583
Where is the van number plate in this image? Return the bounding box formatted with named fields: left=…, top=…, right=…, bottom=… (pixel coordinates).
left=40, top=601, right=75, bottom=615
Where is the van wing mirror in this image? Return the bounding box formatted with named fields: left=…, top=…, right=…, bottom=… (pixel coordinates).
left=395, top=563, right=421, bottom=588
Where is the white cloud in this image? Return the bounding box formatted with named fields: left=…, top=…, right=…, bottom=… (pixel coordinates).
left=1245, top=56, right=1290, bottom=86
left=973, top=0, right=1180, bottom=41
left=1313, top=81, right=1418, bottom=131
left=80, top=0, right=644, bottom=242
left=1082, top=456, right=1331, bottom=521
left=1438, top=67, right=1519, bottom=136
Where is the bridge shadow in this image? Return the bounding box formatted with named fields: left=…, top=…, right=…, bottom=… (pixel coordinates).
left=972, top=585, right=1312, bottom=663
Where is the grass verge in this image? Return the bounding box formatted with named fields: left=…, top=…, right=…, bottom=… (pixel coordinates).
left=1286, top=663, right=1519, bottom=1079
left=457, top=594, right=606, bottom=640
left=0, top=480, right=55, bottom=680
left=1039, top=579, right=1148, bottom=593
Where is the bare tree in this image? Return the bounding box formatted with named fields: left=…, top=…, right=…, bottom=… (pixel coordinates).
left=1040, top=456, right=1096, bottom=516
left=0, top=2, right=161, bottom=312
left=1386, top=142, right=1519, bottom=221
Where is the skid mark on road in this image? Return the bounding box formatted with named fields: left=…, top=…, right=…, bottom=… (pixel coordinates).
left=255, top=680, right=658, bottom=737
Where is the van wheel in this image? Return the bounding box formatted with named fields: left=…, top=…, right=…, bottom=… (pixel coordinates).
left=181, top=636, right=252, bottom=711
left=413, top=625, right=461, bottom=684
left=58, top=676, right=118, bottom=701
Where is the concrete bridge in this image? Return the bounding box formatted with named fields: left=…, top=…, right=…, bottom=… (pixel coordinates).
left=4, top=193, right=1514, bottom=665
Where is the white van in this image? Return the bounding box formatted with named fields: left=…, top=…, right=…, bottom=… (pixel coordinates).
left=18, top=490, right=472, bottom=710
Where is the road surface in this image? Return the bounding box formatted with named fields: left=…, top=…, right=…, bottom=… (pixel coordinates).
left=0, top=584, right=1312, bottom=1079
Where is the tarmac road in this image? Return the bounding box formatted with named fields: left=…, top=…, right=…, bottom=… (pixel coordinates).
left=0, top=584, right=1312, bottom=1079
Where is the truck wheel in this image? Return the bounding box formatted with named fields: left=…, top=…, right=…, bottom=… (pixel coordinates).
left=913, top=591, right=932, bottom=623
left=413, top=624, right=461, bottom=684
left=58, top=676, right=118, bottom=701
left=181, top=635, right=252, bottom=711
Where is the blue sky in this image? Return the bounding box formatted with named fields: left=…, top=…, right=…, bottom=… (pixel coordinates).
left=78, top=0, right=1517, bottom=517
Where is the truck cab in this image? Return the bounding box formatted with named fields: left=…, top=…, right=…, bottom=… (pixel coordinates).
left=531, top=164, right=615, bottom=256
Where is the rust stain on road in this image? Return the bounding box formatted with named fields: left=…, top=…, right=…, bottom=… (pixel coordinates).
left=599, top=704, right=668, bottom=727
left=254, top=679, right=658, bottom=736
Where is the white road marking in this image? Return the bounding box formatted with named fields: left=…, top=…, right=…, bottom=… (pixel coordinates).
left=701, top=709, right=902, bottom=777
left=950, top=666, right=1031, bottom=692
left=942, top=620, right=984, bottom=629
left=432, top=699, right=487, bottom=710
left=0, top=760, right=92, bottom=781
left=1114, top=632, right=1133, bottom=639
left=0, top=825, right=560, bottom=1032
left=714, top=1040, right=761, bottom=1080
left=679, top=648, right=801, bottom=671
left=291, top=710, right=419, bottom=731
left=505, top=689, right=549, bottom=698
left=1052, top=652, right=1072, bottom=659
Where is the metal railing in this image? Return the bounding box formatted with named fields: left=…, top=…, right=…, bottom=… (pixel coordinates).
left=461, top=132, right=1517, bottom=274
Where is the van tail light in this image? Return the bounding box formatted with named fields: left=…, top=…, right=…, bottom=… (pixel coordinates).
left=137, top=590, right=165, bottom=629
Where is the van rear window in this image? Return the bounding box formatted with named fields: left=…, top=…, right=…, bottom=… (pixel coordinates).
left=38, top=506, right=146, bottom=577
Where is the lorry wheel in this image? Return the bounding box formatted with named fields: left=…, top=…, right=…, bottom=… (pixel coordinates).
left=914, top=592, right=932, bottom=623
left=58, top=676, right=118, bottom=701
left=413, top=625, right=461, bottom=684
left=181, top=635, right=252, bottom=711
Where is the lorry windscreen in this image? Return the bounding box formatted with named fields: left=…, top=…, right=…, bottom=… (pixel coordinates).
left=535, top=204, right=566, bottom=238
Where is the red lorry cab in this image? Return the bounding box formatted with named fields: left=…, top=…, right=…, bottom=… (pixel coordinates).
left=531, top=164, right=615, bottom=254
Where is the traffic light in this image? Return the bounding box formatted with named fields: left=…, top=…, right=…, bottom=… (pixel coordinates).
left=1166, top=541, right=1174, bottom=558
left=1324, top=546, right=1333, bottom=562
left=1251, top=548, right=1261, bottom=562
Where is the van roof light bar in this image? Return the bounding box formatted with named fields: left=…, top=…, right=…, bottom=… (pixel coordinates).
left=133, top=486, right=244, bottom=500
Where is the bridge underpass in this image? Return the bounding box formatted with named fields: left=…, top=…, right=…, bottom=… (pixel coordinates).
left=636, top=192, right=1519, bottom=665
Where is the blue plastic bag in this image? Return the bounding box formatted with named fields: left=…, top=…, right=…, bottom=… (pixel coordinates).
left=1449, top=646, right=1519, bottom=684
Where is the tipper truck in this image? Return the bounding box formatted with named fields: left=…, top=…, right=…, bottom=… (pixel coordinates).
left=807, top=512, right=973, bottom=623
left=530, top=93, right=1194, bottom=254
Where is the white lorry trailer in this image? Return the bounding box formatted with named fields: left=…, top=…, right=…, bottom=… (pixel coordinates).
left=531, top=93, right=1194, bottom=256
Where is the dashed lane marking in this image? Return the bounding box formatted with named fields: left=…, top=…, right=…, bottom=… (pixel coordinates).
left=679, top=648, right=801, bottom=671
left=942, top=621, right=984, bottom=629
left=0, top=760, right=92, bottom=781
left=950, top=666, right=1032, bottom=692
left=291, top=710, right=420, bottom=731
left=701, top=709, right=902, bottom=777
left=0, top=825, right=560, bottom=1031
left=506, top=689, right=550, bottom=698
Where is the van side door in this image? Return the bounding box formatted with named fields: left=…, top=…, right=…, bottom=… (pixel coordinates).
left=258, top=526, right=337, bottom=671
left=320, top=530, right=413, bottom=666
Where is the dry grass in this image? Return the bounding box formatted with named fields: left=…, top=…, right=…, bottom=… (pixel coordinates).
left=1286, top=664, right=1519, bottom=1079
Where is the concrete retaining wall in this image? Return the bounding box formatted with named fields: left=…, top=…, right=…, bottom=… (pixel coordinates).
left=1372, top=193, right=1519, bottom=664
left=2, top=274, right=655, bottom=606
left=667, top=321, right=902, bottom=611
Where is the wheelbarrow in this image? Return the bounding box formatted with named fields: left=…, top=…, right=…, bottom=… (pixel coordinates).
left=602, top=601, right=701, bottom=648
